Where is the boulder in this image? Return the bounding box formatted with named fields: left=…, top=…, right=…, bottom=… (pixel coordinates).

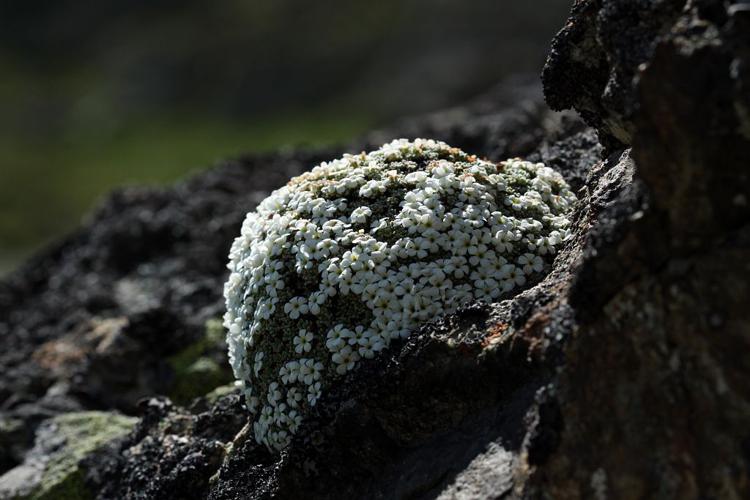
left=1, top=0, right=748, bottom=496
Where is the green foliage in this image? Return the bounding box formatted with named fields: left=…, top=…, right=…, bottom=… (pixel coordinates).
left=167, top=319, right=234, bottom=405
left=0, top=110, right=373, bottom=275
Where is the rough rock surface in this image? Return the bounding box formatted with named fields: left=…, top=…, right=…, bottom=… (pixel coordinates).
left=542, top=0, right=688, bottom=150
left=1, top=0, right=748, bottom=498
left=0, top=411, right=135, bottom=499
left=83, top=106, right=605, bottom=498
left=0, top=79, right=600, bottom=499
left=529, top=1, right=750, bottom=497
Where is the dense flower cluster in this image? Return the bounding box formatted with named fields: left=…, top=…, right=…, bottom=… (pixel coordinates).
left=224, top=139, right=576, bottom=450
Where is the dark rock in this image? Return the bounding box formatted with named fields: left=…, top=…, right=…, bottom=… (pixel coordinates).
left=543, top=0, right=687, bottom=150
left=84, top=395, right=247, bottom=500
left=527, top=0, right=750, bottom=498
left=80, top=108, right=610, bottom=499
left=0, top=411, right=136, bottom=499
left=2, top=0, right=749, bottom=495
left=0, top=148, right=334, bottom=474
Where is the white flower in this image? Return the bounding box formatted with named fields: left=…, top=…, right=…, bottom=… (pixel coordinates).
left=326, top=324, right=350, bottom=351
left=349, top=325, right=369, bottom=346
left=308, top=382, right=322, bottom=406
left=264, top=271, right=285, bottom=297
left=297, top=358, right=323, bottom=385
left=284, top=296, right=309, bottom=319
left=307, top=289, right=328, bottom=316
left=494, top=229, right=516, bottom=253
left=350, top=206, right=372, bottom=224
left=517, top=253, right=544, bottom=274
left=273, top=403, right=289, bottom=425
left=315, top=238, right=338, bottom=259
left=287, top=410, right=303, bottom=432
left=286, top=388, right=302, bottom=408
left=338, top=270, right=355, bottom=295
left=259, top=405, right=273, bottom=426
left=535, top=236, right=556, bottom=255
left=360, top=179, right=387, bottom=197
left=267, top=382, right=282, bottom=406
left=293, top=329, right=314, bottom=353
left=508, top=266, right=526, bottom=286
left=332, top=345, right=360, bottom=374
left=358, top=331, right=386, bottom=359
left=279, top=361, right=300, bottom=384
left=253, top=351, right=264, bottom=377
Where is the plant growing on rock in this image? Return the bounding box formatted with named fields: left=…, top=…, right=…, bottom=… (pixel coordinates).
left=223, top=138, right=576, bottom=451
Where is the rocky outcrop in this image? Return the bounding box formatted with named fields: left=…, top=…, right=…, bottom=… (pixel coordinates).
left=542, top=0, right=687, bottom=150
left=81, top=110, right=608, bottom=499
left=1, top=0, right=748, bottom=498
left=0, top=80, right=602, bottom=498
left=527, top=1, right=750, bottom=497
left=0, top=144, right=325, bottom=472
left=0, top=412, right=135, bottom=500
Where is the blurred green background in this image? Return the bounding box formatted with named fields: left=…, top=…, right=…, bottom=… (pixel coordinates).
left=0, top=0, right=570, bottom=273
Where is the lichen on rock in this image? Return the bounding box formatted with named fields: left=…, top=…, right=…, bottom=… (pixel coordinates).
left=223, top=138, right=577, bottom=451
left=0, top=411, right=136, bottom=500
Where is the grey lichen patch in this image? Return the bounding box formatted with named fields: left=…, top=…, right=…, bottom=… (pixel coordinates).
left=223, top=139, right=577, bottom=451
left=0, top=411, right=136, bottom=500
